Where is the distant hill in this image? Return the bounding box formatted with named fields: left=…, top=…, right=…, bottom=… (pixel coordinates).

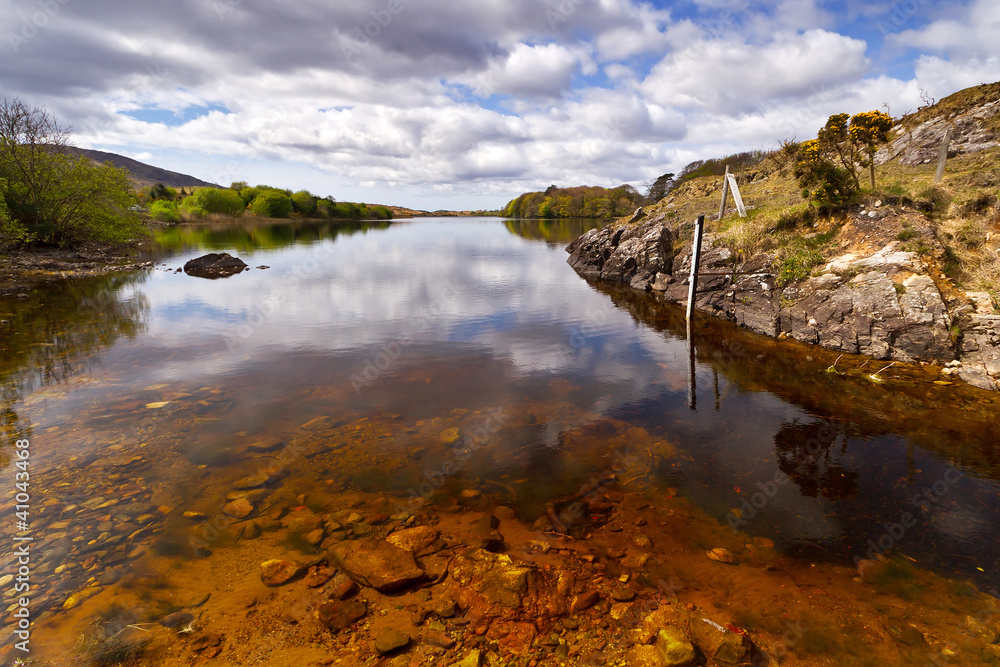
left=58, top=147, right=219, bottom=190
left=502, top=184, right=644, bottom=219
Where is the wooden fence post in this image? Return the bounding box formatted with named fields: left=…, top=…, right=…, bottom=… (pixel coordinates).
left=718, top=165, right=730, bottom=221
left=727, top=173, right=747, bottom=217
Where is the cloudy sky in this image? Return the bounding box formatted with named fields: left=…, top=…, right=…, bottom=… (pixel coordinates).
left=2, top=0, right=998, bottom=210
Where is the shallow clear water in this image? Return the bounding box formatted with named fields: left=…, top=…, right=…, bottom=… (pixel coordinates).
left=3, top=217, right=1000, bottom=631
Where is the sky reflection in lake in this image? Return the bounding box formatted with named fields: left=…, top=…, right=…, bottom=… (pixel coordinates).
left=4, top=217, right=1000, bottom=591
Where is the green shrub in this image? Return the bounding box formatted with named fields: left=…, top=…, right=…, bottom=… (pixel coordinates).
left=331, top=201, right=361, bottom=219
left=190, top=187, right=244, bottom=216
left=291, top=190, right=317, bottom=216
left=149, top=200, right=180, bottom=223
left=0, top=179, right=31, bottom=249
left=238, top=186, right=262, bottom=206
left=147, top=183, right=176, bottom=201
left=178, top=195, right=207, bottom=218
left=794, top=142, right=857, bottom=211
left=794, top=110, right=892, bottom=211
left=250, top=190, right=292, bottom=218
left=364, top=205, right=393, bottom=220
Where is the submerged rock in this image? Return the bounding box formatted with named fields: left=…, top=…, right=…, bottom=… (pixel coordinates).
left=260, top=559, right=306, bottom=586
left=317, top=598, right=367, bottom=631
left=329, top=539, right=424, bottom=592
left=223, top=498, right=254, bottom=519
left=448, top=549, right=534, bottom=615
left=233, top=472, right=280, bottom=490
left=284, top=509, right=323, bottom=534
left=570, top=590, right=600, bottom=613
left=159, top=610, right=194, bottom=629
left=655, top=627, right=698, bottom=667
left=374, top=626, right=411, bottom=655
left=386, top=525, right=439, bottom=553
left=183, top=253, right=248, bottom=279
left=707, top=548, right=739, bottom=565
left=451, top=649, right=483, bottom=667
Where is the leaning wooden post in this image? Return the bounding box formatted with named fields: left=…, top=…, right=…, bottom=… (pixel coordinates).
left=718, top=165, right=730, bottom=221
left=727, top=172, right=747, bottom=218
left=686, top=214, right=705, bottom=321
left=934, top=128, right=951, bottom=184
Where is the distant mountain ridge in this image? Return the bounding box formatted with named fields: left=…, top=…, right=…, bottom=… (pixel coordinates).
left=59, top=147, right=219, bottom=189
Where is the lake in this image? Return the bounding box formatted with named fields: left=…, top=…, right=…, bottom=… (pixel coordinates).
left=3, top=216, right=1000, bottom=663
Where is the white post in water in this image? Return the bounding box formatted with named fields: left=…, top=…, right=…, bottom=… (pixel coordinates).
left=935, top=128, right=951, bottom=184
left=686, top=214, right=705, bottom=321
left=687, top=317, right=697, bottom=411
left=718, top=165, right=731, bottom=221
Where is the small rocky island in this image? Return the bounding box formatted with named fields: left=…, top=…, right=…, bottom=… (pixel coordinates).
left=183, top=252, right=248, bottom=279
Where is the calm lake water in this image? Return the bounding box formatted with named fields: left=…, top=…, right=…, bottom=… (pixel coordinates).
left=3, top=216, right=1000, bottom=629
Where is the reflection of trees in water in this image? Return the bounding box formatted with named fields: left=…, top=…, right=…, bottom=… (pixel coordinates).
left=0, top=272, right=149, bottom=452
left=504, top=218, right=610, bottom=245
left=774, top=420, right=858, bottom=500
left=150, top=219, right=392, bottom=256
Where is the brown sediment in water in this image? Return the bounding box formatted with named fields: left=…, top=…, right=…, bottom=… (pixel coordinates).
left=10, top=405, right=1000, bottom=667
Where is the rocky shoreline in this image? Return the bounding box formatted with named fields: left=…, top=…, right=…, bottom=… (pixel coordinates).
left=567, top=213, right=1000, bottom=391
left=0, top=245, right=154, bottom=297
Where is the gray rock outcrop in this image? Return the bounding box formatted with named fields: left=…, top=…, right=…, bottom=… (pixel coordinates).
left=566, top=216, right=673, bottom=290
left=876, top=98, right=1000, bottom=166
left=568, top=219, right=1000, bottom=389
